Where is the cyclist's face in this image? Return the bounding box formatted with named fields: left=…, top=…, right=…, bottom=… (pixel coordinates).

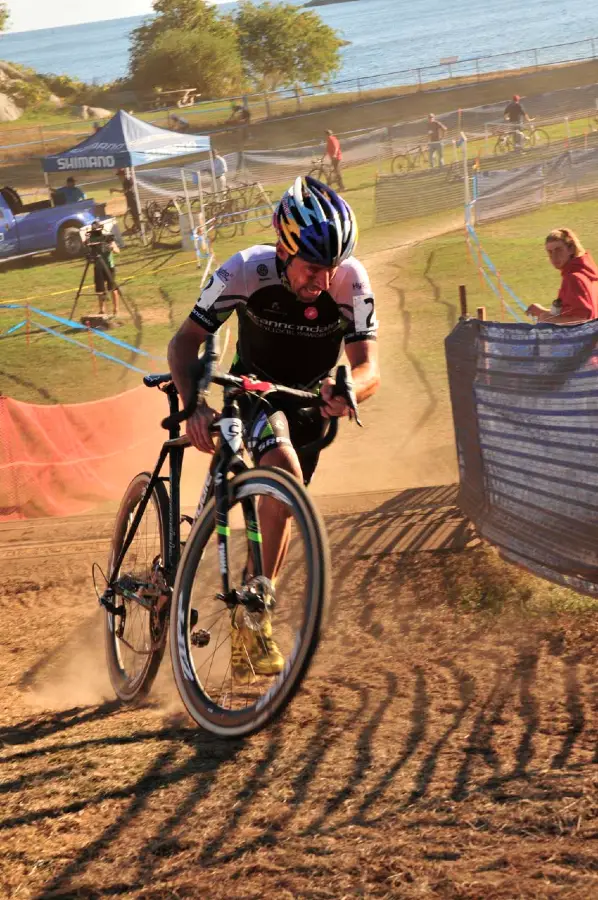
left=287, top=256, right=338, bottom=301
left=546, top=239, right=573, bottom=271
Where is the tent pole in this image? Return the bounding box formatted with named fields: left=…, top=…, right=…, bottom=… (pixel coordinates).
left=209, top=149, right=218, bottom=196
left=44, top=171, right=54, bottom=207
left=130, top=166, right=146, bottom=245
left=197, top=161, right=208, bottom=259
left=180, top=167, right=195, bottom=256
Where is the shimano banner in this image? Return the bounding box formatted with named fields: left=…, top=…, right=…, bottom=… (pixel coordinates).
left=42, top=110, right=211, bottom=173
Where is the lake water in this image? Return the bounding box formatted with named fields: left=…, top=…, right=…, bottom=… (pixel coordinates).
left=1, top=0, right=598, bottom=88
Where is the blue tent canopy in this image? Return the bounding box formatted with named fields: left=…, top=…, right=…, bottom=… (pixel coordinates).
left=41, top=110, right=211, bottom=173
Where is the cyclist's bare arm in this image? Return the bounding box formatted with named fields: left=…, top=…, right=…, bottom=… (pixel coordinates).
left=167, top=318, right=216, bottom=453
left=321, top=340, right=380, bottom=418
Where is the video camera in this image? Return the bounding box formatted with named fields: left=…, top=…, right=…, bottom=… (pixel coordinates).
left=83, top=220, right=115, bottom=261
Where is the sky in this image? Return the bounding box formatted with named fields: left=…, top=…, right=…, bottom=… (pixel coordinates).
left=5, top=0, right=228, bottom=33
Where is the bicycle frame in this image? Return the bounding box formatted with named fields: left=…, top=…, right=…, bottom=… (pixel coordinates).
left=105, top=383, right=186, bottom=596
left=104, top=385, right=263, bottom=611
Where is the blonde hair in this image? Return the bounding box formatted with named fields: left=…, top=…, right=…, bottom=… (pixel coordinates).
left=545, top=228, right=585, bottom=257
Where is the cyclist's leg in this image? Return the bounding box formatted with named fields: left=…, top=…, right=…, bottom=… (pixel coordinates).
left=243, top=404, right=323, bottom=581
left=94, top=262, right=107, bottom=315
left=333, top=158, right=345, bottom=190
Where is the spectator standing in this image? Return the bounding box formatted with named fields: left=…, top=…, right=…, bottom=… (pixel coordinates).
left=325, top=129, right=345, bottom=189
left=213, top=150, right=228, bottom=193
left=503, top=94, right=533, bottom=150
left=427, top=113, right=447, bottom=168
left=527, top=228, right=598, bottom=324
left=55, top=176, right=86, bottom=204
left=87, top=221, right=121, bottom=318
left=110, top=168, right=141, bottom=234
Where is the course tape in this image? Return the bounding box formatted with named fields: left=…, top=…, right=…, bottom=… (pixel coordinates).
left=33, top=321, right=149, bottom=374
left=1, top=304, right=167, bottom=364
left=466, top=224, right=527, bottom=322
left=0, top=254, right=199, bottom=305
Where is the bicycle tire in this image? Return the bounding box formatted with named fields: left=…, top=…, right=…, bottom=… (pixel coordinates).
left=256, top=189, right=274, bottom=230
left=530, top=128, right=550, bottom=149
left=391, top=154, right=410, bottom=174
left=162, top=200, right=181, bottom=235
left=170, top=466, right=330, bottom=738
left=105, top=472, right=170, bottom=703
left=216, top=199, right=238, bottom=240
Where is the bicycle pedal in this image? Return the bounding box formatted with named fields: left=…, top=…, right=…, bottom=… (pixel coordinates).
left=191, top=629, right=211, bottom=648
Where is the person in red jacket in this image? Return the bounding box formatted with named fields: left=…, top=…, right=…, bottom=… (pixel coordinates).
left=527, top=228, right=598, bottom=324
left=325, top=129, right=345, bottom=190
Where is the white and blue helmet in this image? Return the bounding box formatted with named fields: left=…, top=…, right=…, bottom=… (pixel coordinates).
left=273, top=175, right=358, bottom=267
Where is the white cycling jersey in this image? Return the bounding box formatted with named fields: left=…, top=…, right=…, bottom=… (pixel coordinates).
left=190, top=244, right=378, bottom=388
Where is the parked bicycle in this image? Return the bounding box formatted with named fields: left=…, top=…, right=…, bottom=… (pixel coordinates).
left=390, top=144, right=427, bottom=174
left=96, top=333, right=361, bottom=738
left=308, top=156, right=343, bottom=190
left=493, top=123, right=550, bottom=154
left=123, top=196, right=182, bottom=243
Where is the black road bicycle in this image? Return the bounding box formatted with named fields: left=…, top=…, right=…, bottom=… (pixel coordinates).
left=96, top=334, right=361, bottom=738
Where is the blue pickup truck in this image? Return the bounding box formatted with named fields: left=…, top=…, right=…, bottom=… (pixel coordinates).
left=0, top=186, right=114, bottom=262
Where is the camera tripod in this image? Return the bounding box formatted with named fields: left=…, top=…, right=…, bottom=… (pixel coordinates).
left=69, top=250, right=132, bottom=324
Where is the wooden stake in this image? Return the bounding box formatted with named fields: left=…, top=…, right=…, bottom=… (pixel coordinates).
left=477, top=306, right=487, bottom=321
left=459, top=284, right=468, bottom=317
left=496, top=270, right=506, bottom=319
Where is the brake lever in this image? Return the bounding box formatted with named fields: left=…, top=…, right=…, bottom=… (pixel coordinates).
left=334, top=365, right=363, bottom=427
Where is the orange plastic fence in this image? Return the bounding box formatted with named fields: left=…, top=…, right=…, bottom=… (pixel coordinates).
left=0, top=387, right=167, bottom=519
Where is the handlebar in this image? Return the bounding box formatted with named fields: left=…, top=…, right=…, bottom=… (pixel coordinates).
left=158, top=334, right=362, bottom=439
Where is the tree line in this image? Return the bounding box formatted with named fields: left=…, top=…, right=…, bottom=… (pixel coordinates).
left=129, top=0, right=344, bottom=99
left=0, top=1, right=344, bottom=104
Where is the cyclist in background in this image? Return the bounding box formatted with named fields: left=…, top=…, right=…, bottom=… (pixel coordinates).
left=503, top=94, right=533, bottom=150
left=427, top=113, right=447, bottom=168
left=168, top=176, right=380, bottom=681
left=325, top=129, right=345, bottom=190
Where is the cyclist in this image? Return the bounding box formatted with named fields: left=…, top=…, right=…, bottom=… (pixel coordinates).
left=503, top=94, right=533, bottom=150
left=427, top=113, right=447, bottom=168
left=168, top=175, right=380, bottom=680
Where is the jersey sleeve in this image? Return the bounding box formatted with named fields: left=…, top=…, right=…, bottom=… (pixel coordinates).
left=189, top=253, right=247, bottom=332
left=339, top=259, right=378, bottom=344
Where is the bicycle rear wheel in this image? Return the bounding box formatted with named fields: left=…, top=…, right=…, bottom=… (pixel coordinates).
left=530, top=128, right=550, bottom=150
left=170, top=467, right=330, bottom=738
left=494, top=136, right=510, bottom=155
left=104, top=472, right=170, bottom=703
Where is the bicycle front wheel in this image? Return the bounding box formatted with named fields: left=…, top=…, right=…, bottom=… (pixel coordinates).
left=170, top=467, right=330, bottom=738
left=391, top=154, right=410, bottom=174
left=104, top=472, right=170, bottom=704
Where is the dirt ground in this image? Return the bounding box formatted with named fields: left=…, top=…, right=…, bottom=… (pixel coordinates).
left=3, top=492, right=598, bottom=900
left=3, top=247, right=598, bottom=900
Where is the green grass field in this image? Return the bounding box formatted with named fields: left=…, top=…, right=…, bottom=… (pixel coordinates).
left=3, top=194, right=598, bottom=405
